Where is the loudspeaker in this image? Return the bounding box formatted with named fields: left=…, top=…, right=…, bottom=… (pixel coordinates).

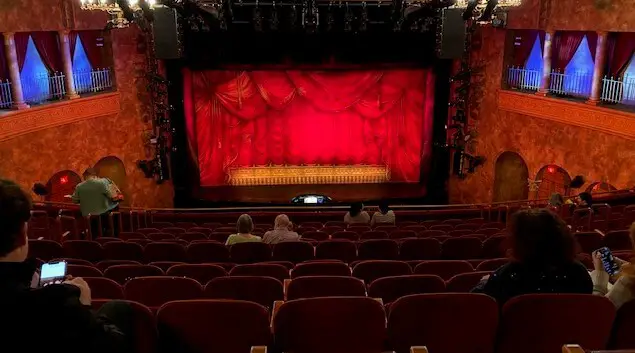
left=152, top=6, right=182, bottom=59
left=437, top=8, right=466, bottom=59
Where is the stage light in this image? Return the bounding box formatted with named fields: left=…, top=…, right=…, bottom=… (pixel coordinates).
left=477, top=0, right=497, bottom=22
left=60, top=176, right=69, bottom=185
left=462, top=0, right=478, bottom=20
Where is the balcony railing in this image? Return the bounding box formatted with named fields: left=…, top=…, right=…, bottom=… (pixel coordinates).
left=601, top=75, right=635, bottom=106
left=0, top=79, right=12, bottom=109
left=549, top=70, right=593, bottom=98
left=73, top=68, right=113, bottom=94
left=507, top=67, right=541, bottom=91
left=21, top=72, right=66, bottom=105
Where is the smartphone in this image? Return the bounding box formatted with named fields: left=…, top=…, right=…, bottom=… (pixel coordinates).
left=39, top=261, right=67, bottom=287
left=598, top=247, right=620, bottom=276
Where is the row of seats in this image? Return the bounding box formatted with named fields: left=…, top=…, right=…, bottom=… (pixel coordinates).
left=93, top=293, right=635, bottom=353
left=29, top=237, right=511, bottom=263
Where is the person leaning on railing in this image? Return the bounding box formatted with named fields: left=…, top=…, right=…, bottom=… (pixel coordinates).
left=591, top=222, right=635, bottom=309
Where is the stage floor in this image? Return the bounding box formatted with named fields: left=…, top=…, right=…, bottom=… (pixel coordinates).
left=192, top=183, right=429, bottom=205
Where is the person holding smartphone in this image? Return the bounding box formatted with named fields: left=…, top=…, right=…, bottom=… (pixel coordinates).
left=0, top=179, right=132, bottom=353
left=591, top=222, right=635, bottom=309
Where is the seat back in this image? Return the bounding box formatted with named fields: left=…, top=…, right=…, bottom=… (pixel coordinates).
left=229, top=242, right=272, bottom=263
left=229, top=263, right=290, bottom=282
left=413, top=260, right=474, bottom=280
left=352, top=260, right=412, bottom=284
left=29, top=240, right=64, bottom=261
left=84, top=277, right=124, bottom=299
left=91, top=300, right=157, bottom=353
left=399, top=238, right=441, bottom=260
left=103, top=242, right=144, bottom=261
left=446, top=271, right=492, bottom=292
left=272, top=241, right=315, bottom=263
left=387, top=293, right=498, bottom=353
left=610, top=299, right=635, bottom=349
left=67, top=264, right=103, bottom=277
left=442, top=237, right=483, bottom=260
left=205, top=276, right=283, bottom=309
left=315, top=240, right=357, bottom=263
left=104, top=264, right=164, bottom=284
left=291, top=261, right=352, bottom=278
left=273, top=297, right=386, bottom=353
left=332, top=231, right=360, bottom=241
left=301, top=231, right=329, bottom=241
left=124, top=276, right=203, bottom=308
left=604, top=230, right=633, bottom=251
left=287, top=276, right=366, bottom=300
left=368, top=275, right=446, bottom=304
left=166, top=264, right=228, bottom=284
left=476, top=258, right=510, bottom=271
left=186, top=241, right=231, bottom=263
left=497, top=294, right=616, bottom=353
left=144, top=242, right=187, bottom=262
left=574, top=231, right=604, bottom=254
left=157, top=300, right=271, bottom=353
left=357, top=239, right=399, bottom=260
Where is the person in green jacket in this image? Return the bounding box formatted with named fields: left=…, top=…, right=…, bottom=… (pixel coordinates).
left=226, top=214, right=262, bottom=245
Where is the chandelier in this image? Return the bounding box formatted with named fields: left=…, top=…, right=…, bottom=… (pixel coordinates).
left=452, top=0, right=522, bottom=7
left=79, top=0, right=157, bottom=28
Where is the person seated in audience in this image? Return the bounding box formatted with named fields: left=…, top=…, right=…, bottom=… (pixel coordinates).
left=344, top=202, right=370, bottom=225
left=226, top=214, right=262, bottom=245
left=591, top=222, right=635, bottom=308
left=472, top=208, right=592, bottom=304
left=548, top=193, right=564, bottom=207
left=371, top=200, right=395, bottom=226
left=263, top=214, right=300, bottom=244
left=577, top=192, right=593, bottom=207
left=0, top=179, right=133, bottom=353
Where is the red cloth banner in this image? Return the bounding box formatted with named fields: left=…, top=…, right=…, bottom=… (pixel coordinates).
left=184, top=69, right=436, bottom=187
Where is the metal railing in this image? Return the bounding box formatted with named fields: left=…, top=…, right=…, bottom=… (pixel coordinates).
left=549, top=70, right=593, bottom=98
left=507, top=66, right=541, bottom=91
left=601, top=75, right=635, bottom=106
left=21, top=72, right=66, bottom=105
left=0, top=79, right=12, bottom=109
left=73, top=68, right=113, bottom=94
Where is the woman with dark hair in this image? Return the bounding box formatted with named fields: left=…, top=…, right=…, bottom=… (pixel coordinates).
left=344, top=202, right=370, bottom=225
left=472, top=209, right=592, bottom=304
left=371, top=201, right=395, bottom=226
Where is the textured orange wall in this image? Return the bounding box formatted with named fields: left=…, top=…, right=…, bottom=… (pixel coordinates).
left=0, top=25, right=173, bottom=208
left=449, top=25, right=635, bottom=204
left=0, top=0, right=106, bottom=32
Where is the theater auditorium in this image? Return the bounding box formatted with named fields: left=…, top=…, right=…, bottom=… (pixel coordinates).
left=1, top=0, right=635, bottom=352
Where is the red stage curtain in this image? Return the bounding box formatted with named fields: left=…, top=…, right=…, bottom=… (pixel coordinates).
left=553, top=31, right=586, bottom=71
left=0, top=41, right=8, bottom=81
left=586, top=32, right=598, bottom=62
left=78, top=31, right=106, bottom=69
left=184, top=69, right=436, bottom=186
left=30, top=31, right=63, bottom=73
left=513, top=30, right=541, bottom=67
left=14, top=33, right=30, bottom=72
left=69, top=31, right=78, bottom=61
left=607, top=32, right=635, bottom=77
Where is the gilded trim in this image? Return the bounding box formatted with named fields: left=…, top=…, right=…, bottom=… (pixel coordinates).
left=0, top=92, right=120, bottom=142
left=228, top=165, right=390, bottom=186
left=498, top=90, right=635, bottom=140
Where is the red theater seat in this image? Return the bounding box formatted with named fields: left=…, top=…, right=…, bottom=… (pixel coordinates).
left=442, top=237, right=483, bottom=259
left=389, top=230, right=416, bottom=240
left=272, top=241, right=315, bottom=263
left=103, top=242, right=144, bottom=261
left=124, top=276, right=203, bottom=308
left=611, top=300, right=635, bottom=349
left=387, top=293, right=498, bottom=353
left=497, top=294, right=616, bottom=353
left=358, top=239, right=399, bottom=260
left=189, top=227, right=213, bottom=236
left=95, top=237, right=122, bottom=245
left=316, top=240, right=357, bottom=263
left=482, top=235, right=509, bottom=259
left=67, top=264, right=103, bottom=277
left=604, top=230, right=633, bottom=251
left=419, top=230, right=447, bottom=238
left=144, top=242, right=187, bottom=263
left=368, top=275, right=446, bottom=304
left=446, top=271, right=492, bottom=292
left=205, top=276, right=283, bottom=309
left=91, top=300, right=157, bottom=353
left=229, top=263, right=290, bottom=282
left=301, top=231, right=329, bottom=241
left=332, top=231, right=360, bottom=241
left=352, top=260, right=412, bottom=284
left=476, top=258, right=510, bottom=271
left=146, top=232, right=175, bottom=241
left=149, top=261, right=185, bottom=272
left=187, top=241, right=231, bottom=263
left=360, top=231, right=389, bottom=240
left=178, top=232, right=208, bottom=242
left=287, top=276, right=366, bottom=300
left=53, top=257, right=93, bottom=266
left=273, top=297, right=386, bottom=353
left=430, top=225, right=454, bottom=232
left=137, top=228, right=161, bottom=236
left=104, top=264, right=164, bottom=284
left=157, top=300, right=271, bottom=353
left=414, top=260, right=474, bottom=280
left=96, top=260, right=141, bottom=272
left=162, top=227, right=187, bottom=235
left=574, top=231, right=604, bottom=254
left=230, top=242, right=272, bottom=264
left=28, top=240, right=64, bottom=261
left=291, top=261, right=352, bottom=278
left=166, top=263, right=228, bottom=283
left=84, top=277, right=124, bottom=299
left=376, top=225, right=399, bottom=233
left=399, top=238, right=441, bottom=260
left=62, top=240, right=104, bottom=262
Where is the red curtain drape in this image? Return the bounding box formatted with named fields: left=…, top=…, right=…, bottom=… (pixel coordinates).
left=553, top=31, right=586, bottom=71
left=30, top=31, right=63, bottom=73
left=0, top=41, right=8, bottom=81
left=14, top=33, right=30, bottom=72
left=513, top=30, right=541, bottom=67
left=607, top=32, right=635, bottom=77
left=78, top=31, right=106, bottom=69
left=184, top=69, right=436, bottom=186
left=69, top=31, right=78, bottom=61
left=586, top=32, right=598, bottom=62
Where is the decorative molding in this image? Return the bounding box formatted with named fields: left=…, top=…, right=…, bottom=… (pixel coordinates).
left=0, top=92, right=120, bottom=142
left=228, top=165, right=390, bottom=186
left=498, top=90, right=635, bottom=140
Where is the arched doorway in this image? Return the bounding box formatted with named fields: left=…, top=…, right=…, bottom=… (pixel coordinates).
left=94, top=156, right=128, bottom=205
left=45, top=170, right=83, bottom=203
left=535, top=165, right=572, bottom=200
left=493, top=152, right=530, bottom=202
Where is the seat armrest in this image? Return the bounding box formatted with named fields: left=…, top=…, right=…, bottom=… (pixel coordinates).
left=410, top=346, right=429, bottom=353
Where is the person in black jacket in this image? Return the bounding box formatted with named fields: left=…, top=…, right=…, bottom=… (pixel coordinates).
left=472, top=208, right=592, bottom=304
left=0, top=179, right=132, bottom=353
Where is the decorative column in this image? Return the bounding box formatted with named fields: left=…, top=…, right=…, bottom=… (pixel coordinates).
left=536, top=29, right=555, bottom=96
left=2, top=32, right=29, bottom=109
left=58, top=30, right=79, bottom=99
left=587, top=31, right=608, bottom=105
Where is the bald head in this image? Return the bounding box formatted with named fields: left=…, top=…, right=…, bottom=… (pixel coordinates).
left=274, top=214, right=291, bottom=230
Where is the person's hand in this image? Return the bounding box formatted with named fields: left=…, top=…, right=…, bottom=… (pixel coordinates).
left=592, top=251, right=605, bottom=273
left=64, top=276, right=92, bottom=306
